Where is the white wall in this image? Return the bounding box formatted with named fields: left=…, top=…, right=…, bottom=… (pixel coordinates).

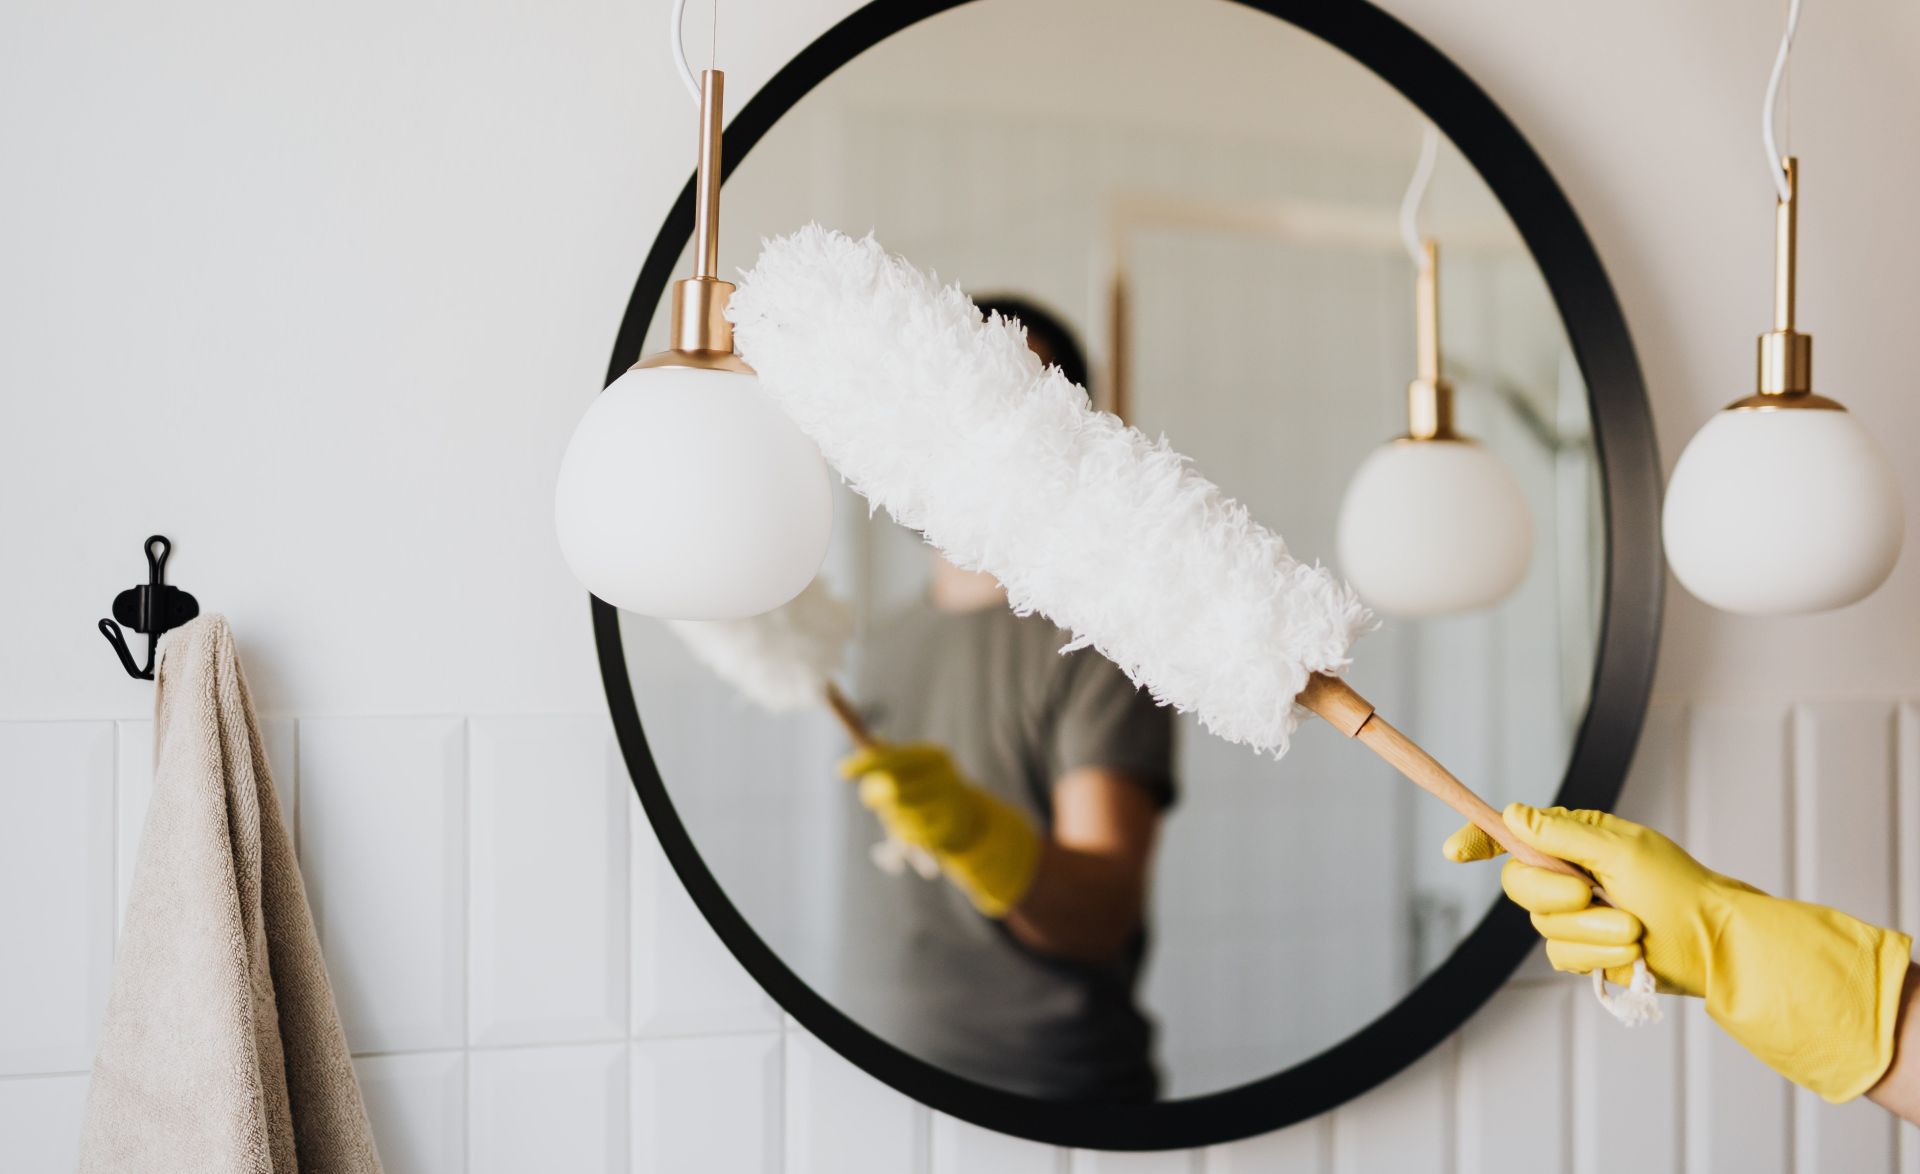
left=3, top=1, right=1918, bottom=1171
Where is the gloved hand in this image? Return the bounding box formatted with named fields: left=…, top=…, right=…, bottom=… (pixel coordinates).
left=840, top=742, right=1040, bottom=918
left=1446, top=803, right=1913, bottom=1103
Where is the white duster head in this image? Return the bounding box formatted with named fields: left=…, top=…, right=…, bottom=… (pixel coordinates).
left=728, top=226, right=1374, bottom=756
left=668, top=577, right=855, bottom=712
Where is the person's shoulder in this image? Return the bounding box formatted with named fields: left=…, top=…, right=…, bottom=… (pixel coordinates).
left=1001, top=610, right=1127, bottom=684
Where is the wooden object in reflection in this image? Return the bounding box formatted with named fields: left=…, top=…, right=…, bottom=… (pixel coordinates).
left=824, top=681, right=877, bottom=751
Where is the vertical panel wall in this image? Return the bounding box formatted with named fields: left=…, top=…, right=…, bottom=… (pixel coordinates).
left=4, top=699, right=1916, bottom=1171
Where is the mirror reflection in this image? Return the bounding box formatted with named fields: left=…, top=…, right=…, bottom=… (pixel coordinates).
left=624, top=0, right=1600, bottom=1101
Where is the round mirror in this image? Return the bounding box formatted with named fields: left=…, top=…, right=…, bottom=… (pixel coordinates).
left=596, top=0, right=1659, bottom=1149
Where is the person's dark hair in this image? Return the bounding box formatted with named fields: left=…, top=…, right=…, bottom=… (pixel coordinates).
left=974, top=295, right=1091, bottom=391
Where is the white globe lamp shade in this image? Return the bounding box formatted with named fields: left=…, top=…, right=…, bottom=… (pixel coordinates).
left=1337, top=439, right=1534, bottom=617
left=1662, top=406, right=1902, bottom=615
left=555, top=364, right=832, bottom=619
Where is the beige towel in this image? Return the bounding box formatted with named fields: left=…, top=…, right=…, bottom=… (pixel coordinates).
left=79, top=616, right=382, bottom=1174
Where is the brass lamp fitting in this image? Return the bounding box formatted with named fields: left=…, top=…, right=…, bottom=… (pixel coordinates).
left=1734, top=157, right=1839, bottom=411
left=1406, top=239, right=1457, bottom=440
left=634, top=69, right=752, bottom=376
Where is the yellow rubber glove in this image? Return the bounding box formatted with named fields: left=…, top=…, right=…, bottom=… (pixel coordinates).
left=1445, top=803, right=1913, bottom=1103
left=840, top=742, right=1040, bottom=918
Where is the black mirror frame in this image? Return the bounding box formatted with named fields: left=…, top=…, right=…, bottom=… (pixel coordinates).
left=593, top=0, right=1661, bottom=1151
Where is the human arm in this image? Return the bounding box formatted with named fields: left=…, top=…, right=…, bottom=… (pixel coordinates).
left=1868, top=965, right=1920, bottom=1120
left=1447, top=805, right=1916, bottom=1112
left=841, top=746, right=1162, bottom=964
left=1004, top=766, right=1161, bottom=963
left=1001, top=633, right=1171, bottom=961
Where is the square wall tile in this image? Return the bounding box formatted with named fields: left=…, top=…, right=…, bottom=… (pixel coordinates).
left=0, top=722, right=114, bottom=1075
left=786, top=1028, right=929, bottom=1174
left=469, top=716, right=628, bottom=1047
left=299, top=717, right=466, bottom=1053
left=933, top=1114, right=1065, bottom=1173
left=632, top=1033, right=782, bottom=1174
left=356, top=1051, right=465, bottom=1174
left=630, top=802, right=780, bottom=1038
left=0, top=1073, right=90, bottom=1170
left=470, top=1043, right=626, bottom=1174
left=1070, top=1149, right=1199, bottom=1173
left=1202, top=1119, right=1327, bottom=1173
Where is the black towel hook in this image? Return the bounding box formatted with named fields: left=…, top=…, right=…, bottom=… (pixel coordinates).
left=99, top=535, right=200, bottom=680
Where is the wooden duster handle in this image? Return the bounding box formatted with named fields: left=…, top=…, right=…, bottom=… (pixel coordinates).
left=1298, top=672, right=1592, bottom=884
left=823, top=681, right=877, bottom=751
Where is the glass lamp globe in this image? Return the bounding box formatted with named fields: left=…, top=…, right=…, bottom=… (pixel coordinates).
left=1337, top=438, right=1534, bottom=618
left=555, top=363, right=831, bottom=619
left=1663, top=405, right=1902, bottom=615
left=555, top=67, right=831, bottom=621
left=1662, top=158, right=1904, bottom=616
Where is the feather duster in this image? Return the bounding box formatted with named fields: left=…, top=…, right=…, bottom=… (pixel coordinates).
left=729, top=225, right=1374, bottom=758
left=667, top=577, right=854, bottom=713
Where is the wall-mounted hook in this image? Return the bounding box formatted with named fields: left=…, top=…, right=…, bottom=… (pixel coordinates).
left=99, top=535, right=200, bottom=680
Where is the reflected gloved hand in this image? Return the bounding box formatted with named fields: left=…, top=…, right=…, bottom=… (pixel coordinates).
left=840, top=742, right=1040, bottom=918
left=1446, top=803, right=1913, bottom=1103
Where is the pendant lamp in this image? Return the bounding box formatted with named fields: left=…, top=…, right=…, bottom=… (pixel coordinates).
left=1337, top=129, right=1533, bottom=617
left=1661, top=1, right=1902, bottom=614
left=555, top=2, right=831, bottom=619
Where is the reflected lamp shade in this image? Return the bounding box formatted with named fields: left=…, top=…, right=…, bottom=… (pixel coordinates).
left=1337, top=438, right=1533, bottom=618
left=554, top=364, right=832, bottom=619
left=1662, top=406, right=1901, bottom=615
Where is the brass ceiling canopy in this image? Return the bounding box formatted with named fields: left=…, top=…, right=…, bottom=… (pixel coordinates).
left=1731, top=156, right=1840, bottom=412
left=634, top=68, right=753, bottom=376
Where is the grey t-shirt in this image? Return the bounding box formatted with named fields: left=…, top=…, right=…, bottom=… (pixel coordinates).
left=837, top=602, right=1175, bottom=1102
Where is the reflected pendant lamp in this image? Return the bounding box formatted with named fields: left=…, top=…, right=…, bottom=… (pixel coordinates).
left=554, top=29, right=832, bottom=620
left=1337, top=239, right=1533, bottom=617
left=1661, top=155, right=1903, bottom=614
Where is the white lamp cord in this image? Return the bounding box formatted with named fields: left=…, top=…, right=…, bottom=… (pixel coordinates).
left=1762, top=0, right=1803, bottom=200
left=1398, top=124, right=1440, bottom=269
left=669, top=0, right=715, bottom=103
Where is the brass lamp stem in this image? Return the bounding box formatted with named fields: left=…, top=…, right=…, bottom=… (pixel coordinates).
left=1773, top=156, right=1796, bottom=332
left=636, top=68, right=751, bottom=374
left=693, top=69, right=723, bottom=281
left=1406, top=239, right=1456, bottom=440
left=1416, top=240, right=1440, bottom=383
left=1755, top=156, right=1813, bottom=397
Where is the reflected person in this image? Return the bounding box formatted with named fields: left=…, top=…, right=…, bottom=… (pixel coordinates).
left=839, top=297, right=1177, bottom=1102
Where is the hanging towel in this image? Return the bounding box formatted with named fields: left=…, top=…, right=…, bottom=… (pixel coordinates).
left=79, top=615, right=382, bottom=1174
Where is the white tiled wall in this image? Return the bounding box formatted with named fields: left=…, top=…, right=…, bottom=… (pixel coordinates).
left=4, top=701, right=1917, bottom=1173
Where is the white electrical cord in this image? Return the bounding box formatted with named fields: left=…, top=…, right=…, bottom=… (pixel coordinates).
left=1762, top=0, right=1803, bottom=200
left=1397, top=124, right=1441, bottom=267
left=669, top=0, right=700, bottom=101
